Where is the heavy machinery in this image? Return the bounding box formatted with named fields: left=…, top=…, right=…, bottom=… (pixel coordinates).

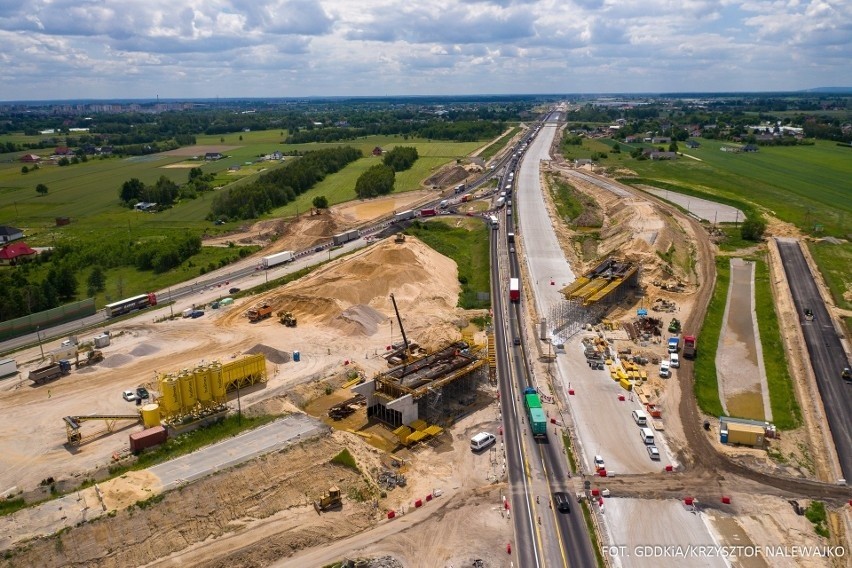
left=247, top=303, right=273, bottom=322
left=278, top=311, right=297, bottom=327
left=75, top=350, right=104, bottom=369
left=313, top=486, right=342, bottom=513
left=394, top=233, right=406, bottom=243
left=842, top=367, right=852, bottom=382
left=29, top=360, right=72, bottom=384
left=668, top=318, right=681, bottom=333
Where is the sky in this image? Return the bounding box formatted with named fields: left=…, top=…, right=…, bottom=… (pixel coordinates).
left=1, top=0, right=850, bottom=101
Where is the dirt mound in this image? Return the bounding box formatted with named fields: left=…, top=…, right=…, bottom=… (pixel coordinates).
left=245, top=344, right=291, bottom=364
left=272, top=213, right=340, bottom=252
left=332, top=304, right=388, bottom=336
left=425, top=165, right=469, bottom=188
left=219, top=237, right=461, bottom=340
left=129, top=343, right=160, bottom=357
left=100, top=354, right=134, bottom=368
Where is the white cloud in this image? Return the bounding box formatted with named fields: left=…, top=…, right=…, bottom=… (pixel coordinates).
left=0, top=0, right=849, bottom=99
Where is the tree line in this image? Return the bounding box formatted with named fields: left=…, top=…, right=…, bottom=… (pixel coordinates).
left=119, top=168, right=216, bottom=209
left=209, top=146, right=362, bottom=220
left=285, top=120, right=505, bottom=144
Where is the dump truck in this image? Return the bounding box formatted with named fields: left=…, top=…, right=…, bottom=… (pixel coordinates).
left=683, top=335, right=697, bottom=359
left=313, top=486, right=342, bottom=513
left=278, top=311, right=297, bottom=327
left=262, top=251, right=295, bottom=269
left=29, top=360, right=71, bottom=384
left=247, top=303, right=274, bottom=322
left=75, top=350, right=104, bottom=369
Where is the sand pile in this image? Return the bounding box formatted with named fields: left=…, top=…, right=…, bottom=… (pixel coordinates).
left=101, top=354, right=134, bottom=368
left=245, top=344, right=291, bottom=364
left=332, top=304, right=388, bottom=336
left=130, top=343, right=160, bottom=357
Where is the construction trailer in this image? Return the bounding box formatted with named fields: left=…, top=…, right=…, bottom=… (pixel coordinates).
left=354, top=341, right=486, bottom=429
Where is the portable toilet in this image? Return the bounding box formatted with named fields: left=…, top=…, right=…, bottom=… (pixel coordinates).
left=293, top=351, right=300, bottom=362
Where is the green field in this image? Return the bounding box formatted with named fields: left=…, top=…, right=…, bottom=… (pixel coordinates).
left=594, top=138, right=852, bottom=237
left=807, top=240, right=852, bottom=310
left=403, top=219, right=491, bottom=309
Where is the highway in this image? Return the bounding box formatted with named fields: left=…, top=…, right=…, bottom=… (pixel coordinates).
left=776, top=238, right=852, bottom=482
left=492, top=113, right=597, bottom=567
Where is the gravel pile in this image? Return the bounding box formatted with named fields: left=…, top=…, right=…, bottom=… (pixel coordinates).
left=130, top=343, right=160, bottom=357
left=342, top=556, right=404, bottom=568
left=333, top=304, right=387, bottom=336
left=100, top=354, right=134, bottom=368
left=245, top=344, right=291, bottom=364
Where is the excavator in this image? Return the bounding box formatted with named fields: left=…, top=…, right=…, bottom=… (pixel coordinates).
left=278, top=311, right=297, bottom=327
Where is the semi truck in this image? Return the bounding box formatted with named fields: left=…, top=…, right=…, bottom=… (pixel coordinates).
left=496, top=197, right=505, bottom=208
left=332, top=229, right=360, bottom=246
left=261, top=251, right=294, bottom=269
left=419, top=208, right=437, bottom=217
left=523, top=387, right=547, bottom=437
left=393, top=210, right=416, bottom=223
left=507, top=232, right=515, bottom=243
left=489, top=215, right=499, bottom=229
left=510, top=278, right=520, bottom=303
left=683, top=335, right=697, bottom=359
left=28, top=360, right=72, bottom=385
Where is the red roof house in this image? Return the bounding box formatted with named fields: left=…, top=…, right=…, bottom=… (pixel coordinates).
left=20, top=154, right=41, bottom=163
left=0, top=242, right=37, bottom=265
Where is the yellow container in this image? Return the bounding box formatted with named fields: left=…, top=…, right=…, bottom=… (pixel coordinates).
left=179, top=371, right=197, bottom=411
left=209, top=362, right=226, bottom=400
left=141, top=403, right=161, bottom=428
left=619, top=378, right=633, bottom=391
left=159, top=376, right=181, bottom=414
left=194, top=367, right=212, bottom=403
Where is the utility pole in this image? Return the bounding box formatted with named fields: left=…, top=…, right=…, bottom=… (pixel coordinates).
left=36, top=326, right=45, bottom=361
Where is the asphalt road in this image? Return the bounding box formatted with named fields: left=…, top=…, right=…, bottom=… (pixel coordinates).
left=775, top=238, right=852, bottom=482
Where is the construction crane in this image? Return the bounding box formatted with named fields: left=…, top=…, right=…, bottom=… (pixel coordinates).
left=390, top=293, right=410, bottom=360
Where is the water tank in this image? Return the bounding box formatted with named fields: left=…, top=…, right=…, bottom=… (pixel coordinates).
left=195, top=367, right=212, bottom=403
left=141, top=404, right=161, bottom=428
left=179, top=371, right=197, bottom=411
left=159, top=376, right=181, bottom=414
left=209, top=362, right=226, bottom=400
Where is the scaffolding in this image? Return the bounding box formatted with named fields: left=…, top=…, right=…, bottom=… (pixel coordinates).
left=367, top=341, right=487, bottom=428
left=550, top=259, right=640, bottom=344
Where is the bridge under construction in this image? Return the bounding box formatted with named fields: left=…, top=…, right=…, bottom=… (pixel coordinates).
left=353, top=341, right=487, bottom=430
left=550, top=258, right=640, bottom=342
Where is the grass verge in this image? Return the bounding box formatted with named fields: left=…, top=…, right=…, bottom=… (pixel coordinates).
left=580, top=500, right=605, bottom=568
left=807, top=240, right=852, bottom=311
left=753, top=257, right=801, bottom=429
left=404, top=220, right=491, bottom=309
left=331, top=448, right=360, bottom=473
left=804, top=501, right=829, bottom=538
left=562, top=433, right=577, bottom=473
left=478, top=126, right=520, bottom=162
left=694, top=257, right=727, bottom=418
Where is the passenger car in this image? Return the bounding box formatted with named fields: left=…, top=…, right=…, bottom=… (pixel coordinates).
left=646, top=445, right=660, bottom=460
left=594, top=455, right=605, bottom=470
left=553, top=491, right=571, bottom=513
left=136, top=387, right=150, bottom=400
left=229, top=287, right=240, bottom=294
left=122, top=390, right=138, bottom=402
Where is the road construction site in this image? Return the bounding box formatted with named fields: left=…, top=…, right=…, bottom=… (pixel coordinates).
left=1, top=119, right=851, bottom=567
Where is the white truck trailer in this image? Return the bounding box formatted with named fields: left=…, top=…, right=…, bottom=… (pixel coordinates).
left=261, top=251, right=295, bottom=269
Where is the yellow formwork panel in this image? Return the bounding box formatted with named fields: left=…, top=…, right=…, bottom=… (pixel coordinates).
left=424, top=425, right=443, bottom=437
left=561, top=277, right=590, bottom=298
left=407, top=431, right=427, bottom=444
left=410, top=419, right=428, bottom=432
left=586, top=278, right=624, bottom=304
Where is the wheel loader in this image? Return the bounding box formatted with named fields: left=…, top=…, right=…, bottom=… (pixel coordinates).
left=277, top=311, right=297, bottom=327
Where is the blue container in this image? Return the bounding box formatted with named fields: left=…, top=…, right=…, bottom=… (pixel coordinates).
left=720, top=430, right=728, bottom=444
left=293, top=351, right=300, bottom=362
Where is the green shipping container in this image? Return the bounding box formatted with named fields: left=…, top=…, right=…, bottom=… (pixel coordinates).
left=529, top=407, right=547, bottom=437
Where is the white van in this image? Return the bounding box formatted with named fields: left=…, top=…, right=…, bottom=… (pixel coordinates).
left=639, top=427, right=655, bottom=445
left=659, top=360, right=671, bottom=378
left=632, top=409, right=648, bottom=426
left=470, top=432, right=496, bottom=452
left=670, top=353, right=680, bottom=368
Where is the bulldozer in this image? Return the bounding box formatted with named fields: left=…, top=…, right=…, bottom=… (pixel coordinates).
left=313, top=486, right=342, bottom=513
left=278, top=311, right=297, bottom=327
left=394, top=233, right=406, bottom=243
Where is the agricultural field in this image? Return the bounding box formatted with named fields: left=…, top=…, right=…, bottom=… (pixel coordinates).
left=807, top=240, right=852, bottom=310
left=587, top=137, right=851, bottom=238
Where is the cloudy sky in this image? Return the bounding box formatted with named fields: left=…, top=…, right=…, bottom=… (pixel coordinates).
left=1, top=0, right=849, bottom=101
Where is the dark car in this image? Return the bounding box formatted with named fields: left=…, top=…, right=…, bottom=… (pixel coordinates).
left=553, top=491, right=571, bottom=513
left=229, top=287, right=240, bottom=294
left=513, top=337, right=521, bottom=346
left=136, top=387, right=150, bottom=400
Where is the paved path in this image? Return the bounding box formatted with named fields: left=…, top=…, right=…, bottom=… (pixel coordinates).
left=150, top=414, right=326, bottom=489
left=640, top=187, right=743, bottom=223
